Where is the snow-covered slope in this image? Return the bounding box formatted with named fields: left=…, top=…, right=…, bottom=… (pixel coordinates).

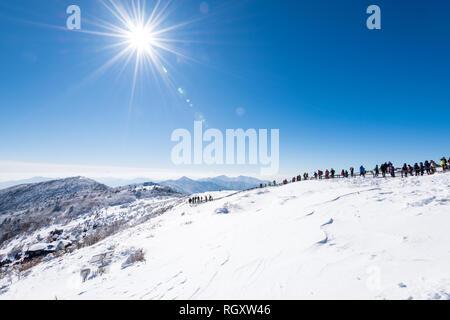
left=1, top=174, right=449, bottom=300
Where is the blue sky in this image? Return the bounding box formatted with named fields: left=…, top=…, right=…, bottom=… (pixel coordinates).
left=0, top=0, right=449, bottom=180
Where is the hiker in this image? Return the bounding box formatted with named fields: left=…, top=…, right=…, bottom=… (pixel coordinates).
left=441, top=157, right=448, bottom=172
left=350, top=167, right=354, bottom=177
left=314, top=172, right=318, bottom=179
left=325, top=170, right=330, bottom=179
left=420, top=162, right=425, bottom=176
left=413, top=163, right=420, bottom=176
left=360, top=166, right=366, bottom=177
left=425, top=161, right=431, bottom=175
left=345, top=170, right=349, bottom=178
left=209, top=195, right=213, bottom=201
left=401, top=163, right=408, bottom=178
left=430, top=160, right=438, bottom=173
left=407, top=165, right=413, bottom=176
left=318, top=170, right=323, bottom=179
left=304, top=173, right=309, bottom=180
left=330, top=169, right=335, bottom=178
left=341, top=169, right=345, bottom=177
left=374, top=165, right=379, bottom=177
left=389, top=164, right=396, bottom=177
left=380, top=163, right=387, bottom=177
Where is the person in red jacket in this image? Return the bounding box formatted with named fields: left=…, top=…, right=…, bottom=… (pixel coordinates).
left=318, top=170, right=323, bottom=179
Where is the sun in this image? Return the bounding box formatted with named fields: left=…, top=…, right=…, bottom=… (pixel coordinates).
left=126, top=23, right=155, bottom=52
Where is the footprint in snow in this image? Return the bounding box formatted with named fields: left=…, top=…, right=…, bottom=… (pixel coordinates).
left=215, top=207, right=229, bottom=214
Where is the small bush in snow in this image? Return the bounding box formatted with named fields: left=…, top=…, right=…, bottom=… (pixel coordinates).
left=15, top=256, right=43, bottom=275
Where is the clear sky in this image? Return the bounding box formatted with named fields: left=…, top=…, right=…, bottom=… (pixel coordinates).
left=0, top=0, right=449, bottom=181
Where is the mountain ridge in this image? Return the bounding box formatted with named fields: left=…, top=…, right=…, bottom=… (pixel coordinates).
left=0, top=175, right=269, bottom=194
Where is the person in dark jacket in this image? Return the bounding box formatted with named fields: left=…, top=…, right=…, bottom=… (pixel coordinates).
left=414, top=163, right=420, bottom=176
left=374, top=165, right=379, bottom=177
left=401, top=163, right=408, bottom=178
left=424, top=161, right=431, bottom=175
left=380, top=163, right=387, bottom=177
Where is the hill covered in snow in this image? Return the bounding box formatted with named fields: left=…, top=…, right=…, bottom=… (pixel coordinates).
left=0, top=177, right=183, bottom=253
left=1, top=173, right=449, bottom=299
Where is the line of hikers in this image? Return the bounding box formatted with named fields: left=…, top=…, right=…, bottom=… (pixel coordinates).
left=273, top=156, right=449, bottom=186
left=189, top=195, right=213, bottom=204
left=186, top=157, right=449, bottom=199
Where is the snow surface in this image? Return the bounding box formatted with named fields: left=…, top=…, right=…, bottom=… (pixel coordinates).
left=1, top=174, right=449, bottom=300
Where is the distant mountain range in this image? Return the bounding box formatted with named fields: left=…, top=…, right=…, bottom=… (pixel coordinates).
left=158, top=175, right=268, bottom=194
left=0, top=177, right=54, bottom=190
left=0, top=175, right=268, bottom=194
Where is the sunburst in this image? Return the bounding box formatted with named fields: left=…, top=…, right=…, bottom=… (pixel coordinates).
left=80, top=0, right=199, bottom=110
